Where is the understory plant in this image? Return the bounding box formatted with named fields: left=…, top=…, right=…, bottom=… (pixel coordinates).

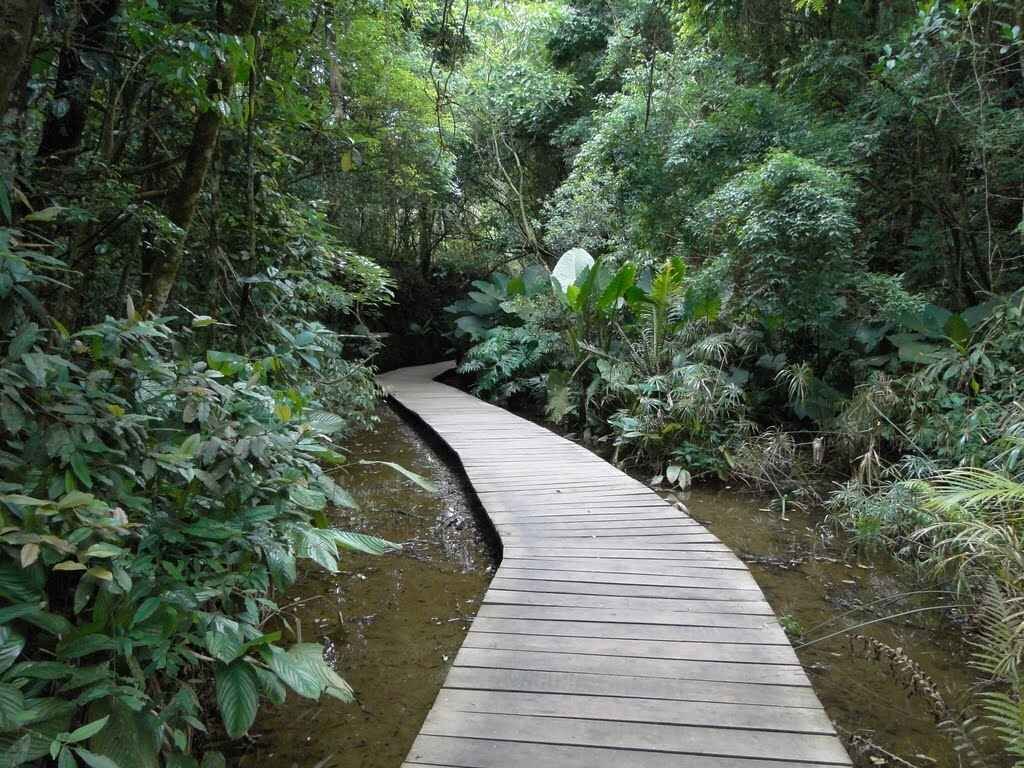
left=0, top=235, right=397, bottom=767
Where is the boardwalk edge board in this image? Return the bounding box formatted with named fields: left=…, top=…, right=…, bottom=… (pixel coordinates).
left=378, top=362, right=851, bottom=767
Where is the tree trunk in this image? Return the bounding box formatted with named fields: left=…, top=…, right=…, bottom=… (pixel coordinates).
left=418, top=201, right=434, bottom=277
left=37, top=0, right=120, bottom=162
left=142, top=0, right=258, bottom=314
left=0, top=0, right=39, bottom=121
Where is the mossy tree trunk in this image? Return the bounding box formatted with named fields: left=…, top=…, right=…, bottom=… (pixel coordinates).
left=142, top=0, right=258, bottom=315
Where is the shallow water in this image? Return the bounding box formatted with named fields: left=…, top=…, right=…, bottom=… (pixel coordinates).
left=238, top=407, right=497, bottom=768
left=244, top=404, right=989, bottom=768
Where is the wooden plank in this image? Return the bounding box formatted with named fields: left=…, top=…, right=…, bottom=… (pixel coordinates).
left=482, top=589, right=775, bottom=614
left=498, top=558, right=759, bottom=583
left=418, top=711, right=851, bottom=764
left=461, top=631, right=799, bottom=664
left=497, top=535, right=723, bottom=547
left=501, top=547, right=746, bottom=563
left=494, top=567, right=762, bottom=591
left=442, top=667, right=823, bottom=707
left=434, top=689, right=834, bottom=734
left=488, top=577, right=764, bottom=601
left=467, top=617, right=788, bottom=644
left=405, top=735, right=832, bottom=768
left=452, top=648, right=808, bottom=686
left=476, top=603, right=782, bottom=628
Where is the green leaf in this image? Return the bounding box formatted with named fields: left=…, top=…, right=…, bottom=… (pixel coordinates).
left=597, top=262, right=637, bottom=313
left=330, top=531, right=399, bottom=555
left=214, top=661, right=258, bottom=738
left=944, top=313, right=971, bottom=351
left=57, top=633, right=116, bottom=660
left=73, top=748, right=121, bottom=768
left=289, top=487, right=326, bottom=512
left=69, top=455, right=93, bottom=489
left=65, top=716, right=109, bottom=743
left=0, top=626, right=25, bottom=674
left=0, top=683, right=25, bottom=730
left=23, top=206, right=64, bottom=223
left=181, top=519, right=239, bottom=541
left=82, top=543, right=124, bottom=560
left=204, top=617, right=244, bottom=663
left=264, top=546, right=296, bottom=588
left=6, top=660, right=73, bottom=679
left=0, top=604, right=70, bottom=636
left=357, top=461, right=437, bottom=493
left=58, top=747, right=78, bottom=768
left=131, top=597, right=161, bottom=626
left=253, top=667, right=287, bottom=705
left=267, top=646, right=321, bottom=699
left=85, top=696, right=160, bottom=768
left=0, top=494, right=52, bottom=508
left=58, top=492, right=95, bottom=510
left=200, top=752, right=227, bottom=768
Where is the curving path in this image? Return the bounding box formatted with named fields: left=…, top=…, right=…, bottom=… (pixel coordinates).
left=379, top=362, right=851, bottom=768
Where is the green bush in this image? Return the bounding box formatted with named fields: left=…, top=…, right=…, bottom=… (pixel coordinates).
left=697, top=151, right=858, bottom=336
left=0, top=238, right=393, bottom=767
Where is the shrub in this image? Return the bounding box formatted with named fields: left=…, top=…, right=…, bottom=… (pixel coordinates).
left=0, top=237, right=393, bottom=766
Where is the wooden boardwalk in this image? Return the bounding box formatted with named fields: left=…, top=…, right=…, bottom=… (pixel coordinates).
left=379, top=362, right=851, bottom=768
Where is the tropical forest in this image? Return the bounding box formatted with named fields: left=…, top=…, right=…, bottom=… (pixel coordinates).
left=1, top=0, right=1023, bottom=765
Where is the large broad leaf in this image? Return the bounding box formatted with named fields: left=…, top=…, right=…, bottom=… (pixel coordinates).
left=551, top=248, right=594, bottom=294
left=597, top=263, right=637, bottom=313
left=357, top=460, right=437, bottom=493
left=264, top=545, right=296, bottom=588
left=56, top=633, right=116, bottom=661
left=0, top=697, right=73, bottom=765
left=899, top=303, right=951, bottom=338
left=253, top=667, right=287, bottom=705
left=287, top=644, right=353, bottom=703
left=306, top=412, right=345, bottom=435
left=74, top=749, right=122, bottom=768
left=888, top=333, right=942, bottom=364
left=314, top=473, right=356, bottom=509
left=544, top=370, right=574, bottom=424
left=294, top=528, right=338, bottom=571
left=214, top=661, right=258, bottom=738
left=943, top=313, right=971, bottom=351
left=204, top=617, right=245, bottom=663
left=289, top=487, right=326, bottom=512
left=205, top=351, right=246, bottom=378
left=0, top=627, right=25, bottom=675
left=181, top=519, right=239, bottom=541
left=329, top=531, right=399, bottom=555
left=454, top=315, right=487, bottom=340
left=267, top=646, right=321, bottom=700
left=0, top=684, right=24, bottom=731
left=85, top=697, right=160, bottom=768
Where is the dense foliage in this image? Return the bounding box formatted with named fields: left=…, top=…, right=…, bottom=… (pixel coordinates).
left=3, top=0, right=1024, bottom=764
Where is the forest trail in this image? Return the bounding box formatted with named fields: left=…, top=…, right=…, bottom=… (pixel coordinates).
left=379, top=362, right=852, bottom=768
